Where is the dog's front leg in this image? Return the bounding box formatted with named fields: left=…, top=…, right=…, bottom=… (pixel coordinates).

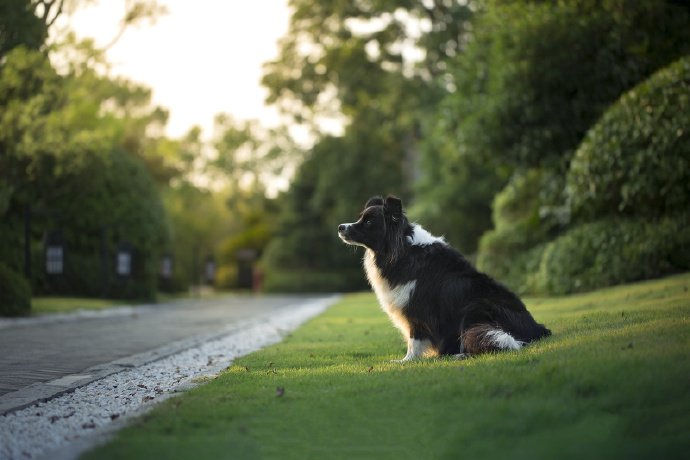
left=393, top=338, right=432, bottom=363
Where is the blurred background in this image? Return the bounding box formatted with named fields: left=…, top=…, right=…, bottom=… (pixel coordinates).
left=1, top=0, right=689, bottom=316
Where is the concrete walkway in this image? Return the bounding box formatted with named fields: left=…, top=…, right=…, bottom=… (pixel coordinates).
left=0, top=294, right=329, bottom=414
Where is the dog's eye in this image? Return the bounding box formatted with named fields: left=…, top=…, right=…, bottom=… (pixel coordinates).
left=364, top=219, right=373, bottom=228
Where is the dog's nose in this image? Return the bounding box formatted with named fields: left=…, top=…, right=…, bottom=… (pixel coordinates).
left=338, top=224, right=347, bottom=233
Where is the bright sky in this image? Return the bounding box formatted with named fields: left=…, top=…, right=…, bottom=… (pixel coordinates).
left=65, top=0, right=291, bottom=139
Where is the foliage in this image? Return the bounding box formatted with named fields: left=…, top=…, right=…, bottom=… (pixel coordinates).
left=262, top=0, right=476, bottom=129
left=467, top=0, right=690, bottom=170
left=0, top=1, right=258, bottom=300
left=211, top=114, right=299, bottom=194
left=204, top=116, right=298, bottom=289
left=568, top=55, right=690, bottom=221
left=262, top=268, right=366, bottom=293
left=477, top=235, right=548, bottom=295
left=26, top=147, right=168, bottom=299
left=259, top=0, right=481, bottom=288
left=412, top=5, right=506, bottom=254
left=0, top=0, right=46, bottom=60
left=0, top=44, right=169, bottom=300
left=418, top=0, right=690, bottom=260
left=476, top=169, right=567, bottom=290
left=411, top=114, right=507, bottom=254
left=535, top=213, right=690, bottom=295
left=161, top=183, right=230, bottom=290
left=261, top=132, right=404, bottom=292
left=462, top=1, right=690, bottom=293
left=213, top=189, right=275, bottom=290
left=31, top=296, right=125, bottom=315
left=0, top=263, right=31, bottom=317
left=83, top=274, right=690, bottom=459
left=529, top=56, right=690, bottom=295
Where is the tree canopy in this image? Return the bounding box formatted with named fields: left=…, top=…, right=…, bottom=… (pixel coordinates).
left=259, top=0, right=690, bottom=293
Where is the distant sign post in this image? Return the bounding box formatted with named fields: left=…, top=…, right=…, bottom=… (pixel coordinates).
left=205, top=256, right=216, bottom=285
left=160, top=254, right=173, bottom=279
left=45, top=230, right=64, bottom=276
left=116, top=243, right=132, bottom=277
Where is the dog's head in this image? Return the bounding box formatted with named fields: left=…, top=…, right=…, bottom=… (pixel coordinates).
left=338, top=195, right=409, bottom=259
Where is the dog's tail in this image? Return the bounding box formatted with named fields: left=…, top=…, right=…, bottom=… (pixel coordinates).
left=462, top=324, right=525, bottom=354
left=460, top=302, right=551, bottom=354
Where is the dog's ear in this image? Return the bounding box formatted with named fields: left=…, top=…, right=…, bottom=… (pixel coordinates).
left=364, top=196, right=384, bottom=208
left=384, top=195, right=403, bottom=222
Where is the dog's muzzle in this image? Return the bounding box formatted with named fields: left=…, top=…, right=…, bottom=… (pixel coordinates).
left=338, top=223, right=353, bottom=242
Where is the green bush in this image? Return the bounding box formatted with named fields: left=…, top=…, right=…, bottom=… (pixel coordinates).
left=0, top=48, right=168, bottom=302
left=534, top=212, right=690, bottom=295
left=476, top=169, right=566, bottom=291
left=259, top=132, right=406, bottom=293
left=467, top=0, right=690, bottom=169
left=477, top=232, right=547, bottom=294
left=422, top=0, right=690, bottom=265
left=411, top=129, right=506, bottom=255
left=27, top=149, right=168, bottom=301
left=0, top=263, right=31, bottom=316
left=568, top=55, right=690, bottom=220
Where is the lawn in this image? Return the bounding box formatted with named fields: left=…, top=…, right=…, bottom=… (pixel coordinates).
left=30, top=289, right=218, bottom=315
left=31, top=297, right=129, bottom=315
left=82, top=273, right=690, bottom=460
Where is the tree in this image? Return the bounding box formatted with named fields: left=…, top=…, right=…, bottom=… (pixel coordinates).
left=467, top=0, right=690, bottom=171
left=259, top=1, right=481, bottom=290
left=0, top=0, right=47, bottom=59
left=455, top=0, right=690, bottom=287
left=0, top=45, right=169, bottom=299
left=262, top=0, right=477, bottom=126
left=261, top=127, right=408, bottom=292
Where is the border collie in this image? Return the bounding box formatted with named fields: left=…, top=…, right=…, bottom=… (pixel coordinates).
left=338, top=195, right=551, bottom=361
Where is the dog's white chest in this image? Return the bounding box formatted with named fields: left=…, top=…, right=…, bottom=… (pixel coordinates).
left=364, top=250, right=415, bottom=337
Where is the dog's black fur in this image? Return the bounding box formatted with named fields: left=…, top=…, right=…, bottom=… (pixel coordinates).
left=338, top=195, right=550, bottom=360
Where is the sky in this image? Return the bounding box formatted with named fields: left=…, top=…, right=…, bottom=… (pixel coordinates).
left=64, top=0, right=291, bottom=139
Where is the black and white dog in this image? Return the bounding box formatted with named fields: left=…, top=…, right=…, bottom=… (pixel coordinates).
left=338, top=195, right=550, bottom=361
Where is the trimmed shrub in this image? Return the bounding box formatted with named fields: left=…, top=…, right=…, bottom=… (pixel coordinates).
left=477, top=235, right=547, bottom=294
left=35, top=148, right=168, bottom=301
left=463, top=0, right=690, bottom=170
left=477, top=169, right=566, bottom=291
left=0, top=263, right=31, bottom=316
left=535, top=212, right=690, bottom=295
left=568, top=55, right=690, bottom=220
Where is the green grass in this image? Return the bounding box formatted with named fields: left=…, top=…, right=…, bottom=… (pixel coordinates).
left=31, top=297, right=129, bottom=315
left=82, top=273, right=690, bottom=460
left=31, top=289, right=226, bottom=315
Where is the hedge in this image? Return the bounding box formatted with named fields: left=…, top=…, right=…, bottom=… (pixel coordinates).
left=534, top=212, right=690, bottom=295
left=476, top=169, right=566, bottom=292
left=568, top=55, right=690, bottom=221
left=0, top=263, right=31, bottom=316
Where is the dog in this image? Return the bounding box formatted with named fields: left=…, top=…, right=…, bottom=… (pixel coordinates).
left=338, top=195, right=551, bottom=361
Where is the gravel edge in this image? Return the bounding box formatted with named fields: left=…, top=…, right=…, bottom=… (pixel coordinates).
left=0, top=295, right=340, bottom=460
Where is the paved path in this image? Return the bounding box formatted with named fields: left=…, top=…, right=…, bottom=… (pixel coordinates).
left=0, top=295, right=325, bottom=401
